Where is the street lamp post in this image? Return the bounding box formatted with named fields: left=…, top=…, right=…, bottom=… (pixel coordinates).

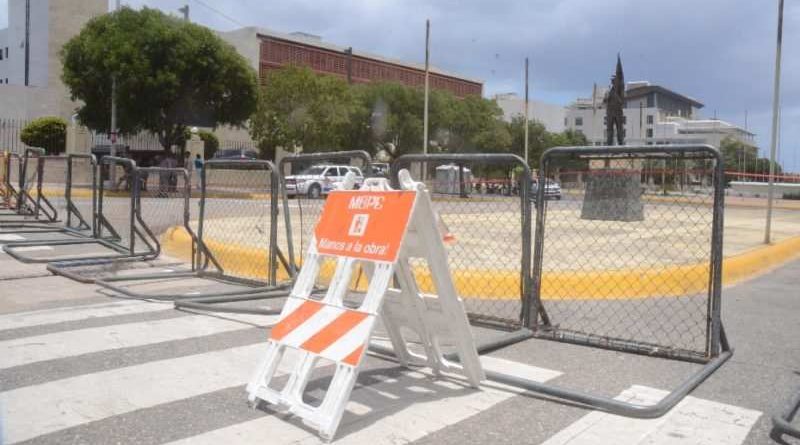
left=765, top=0, right=784, bottom=244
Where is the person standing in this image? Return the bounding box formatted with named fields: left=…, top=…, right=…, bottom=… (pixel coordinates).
left=193, top=154, right=204, bottom=190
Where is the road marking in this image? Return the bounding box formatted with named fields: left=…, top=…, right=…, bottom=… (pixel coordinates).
left=542, top=385, right=761, bottom=445
left=8, top=245, right=52, bottom=252
left=0, top=313, right=277, bottom=369
left=163, top=358, right=562, bottom=445
left=0, top=300, right=170, bottom=331
left=0, top=343, right=287, bottom=444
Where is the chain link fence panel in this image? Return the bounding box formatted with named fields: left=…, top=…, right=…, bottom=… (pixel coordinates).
left=278, top=151, right=373, bottom=293
left=531, top=144, right=725, bottom=361
left=391, top=154, right=532, bottom=330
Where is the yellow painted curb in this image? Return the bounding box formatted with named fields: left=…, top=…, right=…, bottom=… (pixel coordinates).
left=160, top=226, right=800, bottom=300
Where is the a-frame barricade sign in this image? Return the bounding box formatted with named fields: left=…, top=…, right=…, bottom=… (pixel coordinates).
left=247, top=171, right=484, bottom=441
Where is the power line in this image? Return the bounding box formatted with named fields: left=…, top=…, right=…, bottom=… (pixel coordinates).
left=190, top=0, right=245, bottom=27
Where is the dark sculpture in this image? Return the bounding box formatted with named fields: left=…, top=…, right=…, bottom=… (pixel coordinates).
left=581, top=54, right=643, bottom=222
left=605, top=55, right=625, bottom=146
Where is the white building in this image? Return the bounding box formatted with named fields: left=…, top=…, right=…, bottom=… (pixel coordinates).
left=0, top=0, right=106, bottom=118
left=564, top=81, right=756, bottom=149
left=492, top=93, right=566, bottom=133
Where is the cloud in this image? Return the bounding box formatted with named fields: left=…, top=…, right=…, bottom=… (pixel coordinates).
left=107, top=0, right=800, bottom=171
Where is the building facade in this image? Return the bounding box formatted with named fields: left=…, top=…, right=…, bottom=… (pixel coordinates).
left=564, top=81, right=756, bottom=149
left=219, top=27, right=483, bottom=98
left=493, top=93, right=566, bottom=133
left=0, top=0, right=106, bottom=119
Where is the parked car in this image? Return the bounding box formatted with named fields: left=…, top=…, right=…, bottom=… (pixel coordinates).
left=213, top=148, right=259, bottom=160
left=531, top=178, right=562, bottom=201
left=285, top=165, right=365, bottom=198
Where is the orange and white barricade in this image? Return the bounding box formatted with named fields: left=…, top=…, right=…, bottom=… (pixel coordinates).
left=247, top=170, right=483, bottom=441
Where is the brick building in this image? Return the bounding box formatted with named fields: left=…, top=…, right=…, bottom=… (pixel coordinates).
left=219, top=27, right=482, bottom=98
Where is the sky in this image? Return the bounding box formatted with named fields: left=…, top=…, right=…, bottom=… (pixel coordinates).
left=1, top=0, right=798, bottom=172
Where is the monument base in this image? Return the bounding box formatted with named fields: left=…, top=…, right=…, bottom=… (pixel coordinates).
left=581, top=169, right=644, bottom=222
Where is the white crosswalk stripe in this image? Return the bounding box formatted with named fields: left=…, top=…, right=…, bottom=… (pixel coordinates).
left=542, top=385, right=762, bottom=445
left=0, top=314, right=276, bottom=369
left=0, top=300, right=170, bottom=331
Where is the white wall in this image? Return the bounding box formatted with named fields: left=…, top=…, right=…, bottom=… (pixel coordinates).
left=0, top=28, right=8, bottom=83
left=4, top=0, right=50, bottom=87
left=494, top=94, right=566, bottom=133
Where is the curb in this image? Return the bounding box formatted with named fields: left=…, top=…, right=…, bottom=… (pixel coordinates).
left=160, top=226, right=800, bottom=300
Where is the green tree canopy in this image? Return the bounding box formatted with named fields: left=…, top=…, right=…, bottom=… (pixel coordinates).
left=21, top=117, right=67, bottom=155
left=250, top=65, right=360, bottom=160
left=61, top=7, right=258, bottom=152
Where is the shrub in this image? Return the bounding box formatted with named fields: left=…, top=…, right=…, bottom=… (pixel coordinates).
left=198, top=130, right=219, bottom=159
left=21, top=117, right=68, bottom=154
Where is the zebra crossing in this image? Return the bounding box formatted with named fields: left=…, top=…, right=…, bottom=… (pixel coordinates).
left=0, top=280, right=768, bottom=444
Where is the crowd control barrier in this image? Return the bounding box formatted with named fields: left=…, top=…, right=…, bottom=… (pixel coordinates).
left=4, top=156, right=159, bottom=263
left=382, top=146, right=731, bottom=419
left=390, top=153, right=532, bottom=329
left=96, top=159, right=291, bottom=304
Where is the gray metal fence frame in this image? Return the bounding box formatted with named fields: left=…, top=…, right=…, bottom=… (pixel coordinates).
left=0, top=153, right=97, bottom=235
left=373, top=146, right=731, bottom=419
left=46, top=165, right=189, bottom=283
left=4, top=156, right=160, bottom=264
left=96, top=158, right=290, bottom=302
left=0, top=148, right=49, bottom=222
left=390, top=152, right=533, bottom=329
left=278, top=150, right=373, bottom=274
left=772, top=389, right=800, bottom=440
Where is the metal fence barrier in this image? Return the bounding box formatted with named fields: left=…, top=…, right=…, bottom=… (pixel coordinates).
left=4, top=156, right=159, bottom=263
left=0, top=154, right=96, bottom=239
left=390, top=153, right=532, bottom=330
left=3, top=152, right=23, bottom=212
left=278, top=150, right=373, bottom=280
left=531, top=144, right=726, bottom=360
left=772, top=389, right=800, bottom=440
left=0, top=148, right=47, bottom=222
left=0, top=152, right=17, bottom=210
left=96, top=159, right=291, bottom=302
left=46, top=166, right=190, bottom=283
left=374, top=146, right=732, bottom=419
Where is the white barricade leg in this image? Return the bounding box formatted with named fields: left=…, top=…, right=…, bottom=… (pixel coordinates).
left=247, top=249, right=395, bottom=440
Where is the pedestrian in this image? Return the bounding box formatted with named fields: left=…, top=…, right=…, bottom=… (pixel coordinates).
left=193, top=154, right=204, bottom=190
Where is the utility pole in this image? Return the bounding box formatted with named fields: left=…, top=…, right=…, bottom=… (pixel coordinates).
left=765, top=0, right=784, bottom=244
left=109, top=0, right=120, bottom=189
left=24, top=0, right=30, bottom=86
left=524, top=57, right=529, bottom=165
left=178, top=5, right=190, bottom=21
left=423, top=19, right=430, bottom=155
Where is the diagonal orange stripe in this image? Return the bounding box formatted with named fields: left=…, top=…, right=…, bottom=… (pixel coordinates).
left=300, top=310, right=369, bottom=354
left=270, top=300, right=323, bottom=341
left=342, top=345, right=364, bottom=367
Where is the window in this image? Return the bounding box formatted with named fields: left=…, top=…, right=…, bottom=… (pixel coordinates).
left=564, top=117, right=568, bottom=127
left=647, top=115, right=654, bottom=124
left=324, top=167, right=340, bottom=177
left=646, top=128, right=654, bottom=138
left=575, top=117, right=583, bottom=126
left=4, top=47, right=7, bottom=58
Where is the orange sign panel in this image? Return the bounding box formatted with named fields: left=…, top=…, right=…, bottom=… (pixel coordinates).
left=314, top=190, right=417, bottom=262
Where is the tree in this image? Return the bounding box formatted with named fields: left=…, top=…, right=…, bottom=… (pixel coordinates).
left=250, top=65, right=360, bottom=159
left=61, top=7, right=258, bottom=153
left=21, top=117, right=67, bottom=155
left=197, top=130, right=219, bottom=159
left=508, top=116, right=547, bottom=164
